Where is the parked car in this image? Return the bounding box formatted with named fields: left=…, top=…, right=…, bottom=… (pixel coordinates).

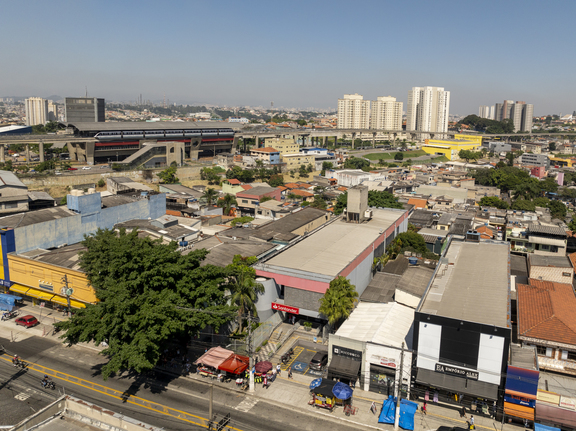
left=55, top=171, right=61, bottom=175
left=15, top=315, right=39, bottom=328
left=309, top=352, right=328, bottom=371
left=82, top=166, right=91, bottom=170
left=67, top=167, right=77, bottom=171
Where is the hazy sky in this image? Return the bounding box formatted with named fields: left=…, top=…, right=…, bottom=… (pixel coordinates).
left=1, top=0, right=574, bottom=115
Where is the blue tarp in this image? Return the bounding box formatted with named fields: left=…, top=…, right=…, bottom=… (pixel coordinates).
left=399, top=399, right=418, bottom=431
left=535, top=424, right=560, bottom=431
left=378, top=396, right=395, bottom=424
left=0, top=293, right=22, bottom=306
left=0, top=303, right=14, bottom=312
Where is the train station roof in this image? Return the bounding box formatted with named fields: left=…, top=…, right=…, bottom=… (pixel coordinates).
left=63, top=121, right=242, bottom=133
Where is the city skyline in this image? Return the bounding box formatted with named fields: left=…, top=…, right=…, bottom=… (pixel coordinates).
left=1, top=1, right=575, bottom=115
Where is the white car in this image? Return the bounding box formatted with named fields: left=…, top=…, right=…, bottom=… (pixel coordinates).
left=82, top=166, right=91, bottom=170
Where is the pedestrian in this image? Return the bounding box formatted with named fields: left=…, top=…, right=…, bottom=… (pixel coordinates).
left=276, top=364, right=281, bottom=376
left=288, top=366, right=293, bottom=379
left=460, top=405, right=467, bottom=418
left=469, top=415, right=475, bottom=430
left=422, top=402, right=427, bottom=415
left=263, top=375, right=267, bottom=388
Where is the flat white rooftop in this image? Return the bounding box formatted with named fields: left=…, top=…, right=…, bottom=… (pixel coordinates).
left=335, top=302, right=414, bottom=349
left=264, top=208, right=405, bottom=277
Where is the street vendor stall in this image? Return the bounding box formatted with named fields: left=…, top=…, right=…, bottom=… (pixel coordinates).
left=218, top=354, right=249, bottom=376
left=194, top=347, right=234, bottom=378
left=310, top=379, right=346, bottom=411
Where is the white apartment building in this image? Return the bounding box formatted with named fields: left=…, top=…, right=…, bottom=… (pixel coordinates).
left=337, top=94, right=371, bottom=129
left=478, top=105, right=495, bottom=120
left=25, top=97, right=48, bottom=126
left=370, top=96, right=403, bottom=130
left=47, top=101, right=58, bottom=122
left=406, top=87, right=450, bottom=135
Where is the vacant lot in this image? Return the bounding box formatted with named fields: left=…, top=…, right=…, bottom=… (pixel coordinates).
left=364, top=150, right=427, bottom=160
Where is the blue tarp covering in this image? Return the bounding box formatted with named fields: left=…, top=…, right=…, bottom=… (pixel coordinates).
left=399, top=399, right=418, bottom=431
left=379, top=396, right=395, bottom=424
left=0, top=302, right=14, bottom=312
left=0, top=293, right=22, bottom=306
left=535, top=423, right=560, bottom=431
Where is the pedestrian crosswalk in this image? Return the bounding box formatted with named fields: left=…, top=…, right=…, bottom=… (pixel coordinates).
left=235, top=396, right=258, bottom=412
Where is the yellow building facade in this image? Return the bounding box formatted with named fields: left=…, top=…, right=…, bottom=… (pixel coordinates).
left=6, top=253, right=95, bottom=308
left=454, top=134, right=483, bottom=145
left=281, top=153, right=316, bottom=170
left=422, top=138, right=482, bottom=161
left=264, top=137, right=299, bottom=155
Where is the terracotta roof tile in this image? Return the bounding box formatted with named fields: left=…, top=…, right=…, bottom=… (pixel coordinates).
left=240, top=184, right=252, bottom=190
left=517, top=280, right=576, bottom=346
left=289, top=189, right=313, bottom=197
left=570, top=252, right=576, bottom=270
left=337, top=186, right=348, bottom=192
left=284, top=183, right=301, bottom=189
left=407, top=198, right=427, bottom=209
left=226, top=178, right=241, bottom=185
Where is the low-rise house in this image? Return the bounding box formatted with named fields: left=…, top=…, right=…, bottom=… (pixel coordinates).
left=0, top=170, right=31, bottom=214
left=528, top=254, right=573, bottom=285
left=236, top=186, right=281, bottom=216
left=107, top=177, right=153, bottom=195
left=250, top=147, right=281, bottom=165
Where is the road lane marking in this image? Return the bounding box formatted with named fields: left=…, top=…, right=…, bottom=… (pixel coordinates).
left=0, top=355, right=243, bottom=430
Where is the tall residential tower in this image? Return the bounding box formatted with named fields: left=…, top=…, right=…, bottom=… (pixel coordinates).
left=25, top=97, right=48, bottom=126
left=337, top=94, right=371, bottom=129
left=370, top=96, right=403, bottom=130
left=406, top=86, right=450, bottom=136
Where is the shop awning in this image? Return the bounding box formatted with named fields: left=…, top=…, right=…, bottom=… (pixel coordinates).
left=327, top=356, right=361, bottom=380
left=9, top=285, right=30, bottom=295
left=536, top=402, right=576, bottom=429
left=504, top=402, right=534, bottom=421
left=24, top=287, right=55, bottom=301
left=218, top=354, right=249, bottom=375
left=194, top=346, right=234, bottom=368
left=415, top=368, right=499, bottom=401
left=45, top=295, right=87, bottom=308
left=505, top=366, right=539, bottom=399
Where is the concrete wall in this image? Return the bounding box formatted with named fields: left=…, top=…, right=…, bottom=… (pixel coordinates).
left=255, top=277, right=279, bottom=321
left=15, top=193, right=165, bottom=253
left=285, top=285, right=324, bottom=313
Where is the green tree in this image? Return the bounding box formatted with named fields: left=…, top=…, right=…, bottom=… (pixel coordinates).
left=479, top=196, right=509, bottom=209
left=298, top=165, right=308, bottom=178
left=319, top=276, right=358, bottom=327
left=225, top=255, right=264, bottom=332
left=549, top=142, right=556, bottom=152
left=378, top=158, right=386, bottom=166
left=510, top=199, right=536, bottom=212
left=259, top=196, right=273, bottom=203
left=568, top=216, right=576, bottom=233
left=548, top=200, right=567, bottom=219
left=322, top=162, right=333, bottom=171
left=506, top=152, right=514, bottom=166
left=55, top=229, right=234, bottom=380
left=541, top=177, right=559, bottom=194
left=387, top=231, right=427, bottom=258
left=158, top=166, right=179, bottom=184
left=344, top=157, right=371, bottom=170
left=268, top=174, right=284, bottom=187
left=202, top=188, right=219, bottom=206
left=217, top=193, right=237, bottom=216
left=310, top=197, right=327, bottom=210
left=97, top=178, right=106, bottom=188
left=333, top=191, right=403, bottom=215
left=394, top=152, right=404, bottom=161
left=513, top=178, right=541, bottom=200
left=306, top=163, right=314, bottom=173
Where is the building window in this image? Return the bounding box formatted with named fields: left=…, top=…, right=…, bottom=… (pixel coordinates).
left=567, top=351, right=576, bottom=361
left=242, top=200, right=248, bottom=203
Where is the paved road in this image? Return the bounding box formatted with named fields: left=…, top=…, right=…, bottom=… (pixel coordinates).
left=0, top=335, right=363, bottom=431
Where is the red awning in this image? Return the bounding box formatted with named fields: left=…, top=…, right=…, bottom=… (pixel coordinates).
left=218, top=354, right=250, bottom=375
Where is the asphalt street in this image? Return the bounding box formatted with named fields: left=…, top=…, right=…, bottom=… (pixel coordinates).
left=0, top=335, right=363, bottom=431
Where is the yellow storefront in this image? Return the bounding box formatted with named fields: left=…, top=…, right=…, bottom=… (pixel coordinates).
left=6, top=253, right=96, bottom=309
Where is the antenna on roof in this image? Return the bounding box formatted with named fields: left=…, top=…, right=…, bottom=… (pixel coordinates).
left=85, top=86, right=88, bottom=98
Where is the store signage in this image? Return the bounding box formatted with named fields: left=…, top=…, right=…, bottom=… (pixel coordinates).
left=0, top=279, right=13, bottom=287
left=560, top=396, right=576, bottom=410
left=333, top=345, right=362, bottom=361
left=435, top=363, right=478, bottom=381
left=271, top=302, right=299, bottom=315
left=504, top=394, right=535, bottom=408
left=537, top=390, right=560, bottom=405
left=370, top=354, right=397, bottom=369
left=39, top=282, right=53, bottom=291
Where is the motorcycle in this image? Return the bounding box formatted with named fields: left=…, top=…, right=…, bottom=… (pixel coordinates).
left=41, top=380, right=56, bottom=390
left=13, top=359, right=27, bottom=369
left=281, top=347, right=295, bottom=364
left=1, top=310, right=19, bottom=321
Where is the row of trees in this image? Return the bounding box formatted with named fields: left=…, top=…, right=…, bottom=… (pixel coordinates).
left=457, top=115, right=516, bottom=134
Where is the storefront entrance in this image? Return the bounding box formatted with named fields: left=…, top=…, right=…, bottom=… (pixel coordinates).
left=369, top=364, right=395, bottom=395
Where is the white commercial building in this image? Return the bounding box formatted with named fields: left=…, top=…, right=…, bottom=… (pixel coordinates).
left=370, top=96, right=403, bottom=130
left=337, top=93, right=371, bottom=129
left=25, top=97, right=48, bottom=126
left=328, top=302, right=414, bottom=395
left=478, top=105, right=495, bottom=120
left=406, top=87, right=450, bottom=136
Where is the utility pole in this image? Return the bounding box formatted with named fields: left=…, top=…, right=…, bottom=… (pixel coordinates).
left=208, top=383, right=214, bottom=425
left=248, top=311, right=255, bottom=393
left=61, top=274, right=72, bottom=315
left=394, top=342, right=405, bottom=430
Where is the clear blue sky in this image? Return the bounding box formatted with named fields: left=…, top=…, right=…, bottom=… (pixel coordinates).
left=1, top=0, right=574, bottom=115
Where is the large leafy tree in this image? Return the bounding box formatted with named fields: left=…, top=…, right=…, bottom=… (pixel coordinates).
left=225, top=255, right=264, bottom=331
left=386, top=231, right=427, bottom=258
left=56, top=229, right=235, bottom=379
left=319, top=276, right=358, bottom=327
left=479, top=196, right=509, bottom=209
left=158, top=166, right=179, bottom=184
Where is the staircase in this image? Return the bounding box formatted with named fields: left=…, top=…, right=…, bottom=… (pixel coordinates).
left=257, top=323, right=292, bottom=360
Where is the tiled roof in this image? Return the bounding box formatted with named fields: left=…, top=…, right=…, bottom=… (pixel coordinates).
left=517, top=280, right=576, bottom=346
left=407, top=198, right=427, bottom=209
left=240, top=184, right=252, bottom=190
left=226, top=178, right=241, bottom=185
left=284, top=183, right=301, bottom=189
left=337, top=186, right=347, bottom=192
left=570, top=252, right=576, bottom=270
left=289, top=189, right=313, bottom=197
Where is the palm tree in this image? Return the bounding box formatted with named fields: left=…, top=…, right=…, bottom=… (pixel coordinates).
left=202, top=188, right=219, bottom=206
left=319, top=276, right=358, bottom=329
left=217, top=193, right=237, bottom=216
left=228, top=258, right=264, bottom=332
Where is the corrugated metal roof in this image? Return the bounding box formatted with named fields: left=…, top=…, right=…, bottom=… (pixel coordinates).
left=0, top=170, right=26, bottom=188
left=527, top=224, right=567, bottom=237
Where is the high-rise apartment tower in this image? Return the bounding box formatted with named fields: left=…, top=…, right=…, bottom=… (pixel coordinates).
left=406, top=86, right=450, bottom=135
left=25, top=97, right=48, bottom=126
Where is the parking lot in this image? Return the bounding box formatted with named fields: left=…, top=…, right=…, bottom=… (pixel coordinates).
left=280, top=341, right=328, bottom=377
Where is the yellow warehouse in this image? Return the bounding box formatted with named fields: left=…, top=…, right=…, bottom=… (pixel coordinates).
left=422, top=138, right=482, bottom=161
